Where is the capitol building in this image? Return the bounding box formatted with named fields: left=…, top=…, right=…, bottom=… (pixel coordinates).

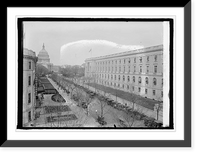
left=37, top=43, right=53, bottom=71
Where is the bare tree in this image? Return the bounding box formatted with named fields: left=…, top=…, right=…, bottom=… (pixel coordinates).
left=112, top=88, right=121, bottom=102
left=83, top=93, right=93, bottom=116
left=117, top=107, right=147, bottom=127
left=64, top=82, right=71, bottom=93
left=83, top=76, right=94, bottom=89
left=74, top=87, right=84, bottom=106
left=96, top=90, right=111, bottom=118
left=69, top=84, right=76, bottom=98
left=130, top=93, right=139, bottom=110
left=154, top=103, right=162, bottom=121
left=118, top=112, right=137, bottom=127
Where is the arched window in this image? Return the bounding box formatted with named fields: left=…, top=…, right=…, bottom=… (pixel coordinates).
left=153, top=78, right=157, bottom=85
left=123, top=75, right=125, bottom=81
left=127, top=76, right=130, bottom=82
left=138, top=77, right=142, bottom=84
left=145, top=77, right=148, bottom=84
left=133, top=76, right=135, bottom=82
left=127, top=85, right=129, bottom=90
left=145, top=89, right=148, bottom=94
left=118, top=75, right=120, bottom=80
left=153, top=90, right=156, bottom=95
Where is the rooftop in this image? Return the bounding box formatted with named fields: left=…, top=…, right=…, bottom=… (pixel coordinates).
left=38, top=77, right=56, bottom=90
left=85, top=44, right=163, bottom=61
left=23, top=48, right=36, bottom=57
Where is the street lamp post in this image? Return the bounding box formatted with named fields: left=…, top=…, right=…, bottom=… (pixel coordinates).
left=95, top=110, right=98, bottom=118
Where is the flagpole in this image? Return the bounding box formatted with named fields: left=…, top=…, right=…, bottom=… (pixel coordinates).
left=89, top=49, right=92, bottom=58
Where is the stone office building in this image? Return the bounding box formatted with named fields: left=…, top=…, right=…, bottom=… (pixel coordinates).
left=23, top=48, right=38, bottom=126
left=85, top=45, right=163, bottom=101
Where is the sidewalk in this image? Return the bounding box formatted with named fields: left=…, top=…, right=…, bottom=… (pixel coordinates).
left=47, top=77, right=100, bottom=127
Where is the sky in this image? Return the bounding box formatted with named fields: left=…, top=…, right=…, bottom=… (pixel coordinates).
left=24, top=21, right=163, bottom=65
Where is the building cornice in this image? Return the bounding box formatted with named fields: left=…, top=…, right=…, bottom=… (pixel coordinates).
left=85, top=44, right=163, bottom=62
left=23, top=55, right=38, bottom=62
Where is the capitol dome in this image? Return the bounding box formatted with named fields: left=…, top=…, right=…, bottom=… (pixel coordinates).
left=37, top=43, right=50, bottom=63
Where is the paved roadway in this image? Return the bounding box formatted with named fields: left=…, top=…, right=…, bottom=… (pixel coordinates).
left=47, top=77, right=145, bottom=127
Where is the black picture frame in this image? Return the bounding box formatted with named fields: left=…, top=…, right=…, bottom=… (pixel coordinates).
left=2, top=1, right=191, bottom=147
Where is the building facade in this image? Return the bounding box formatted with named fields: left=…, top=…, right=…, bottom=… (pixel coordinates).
left=23, top=48, right=37, bottom=126
left=85, top=45, right=163, bottom=101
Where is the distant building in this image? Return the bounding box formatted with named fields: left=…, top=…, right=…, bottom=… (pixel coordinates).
left=23, top=48, right=37, bottom=126
left=37, top=43, right=53, bottom=71
left=51, top=65, right=60, bottom=73
left=85, top=45, right=163, bottom=101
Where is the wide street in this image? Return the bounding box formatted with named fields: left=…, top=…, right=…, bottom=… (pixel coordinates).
left=34, top=76, right=144, bottom=127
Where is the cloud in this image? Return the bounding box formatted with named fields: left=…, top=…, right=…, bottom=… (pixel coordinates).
left=60, top=40, right=143, bottom=65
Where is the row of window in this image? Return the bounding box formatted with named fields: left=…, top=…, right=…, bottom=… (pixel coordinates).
left=96, top=55, right=159, bottom=66
left=28, top=76, right=35, bottom=86
left=95, top=65, right=159, bottom=73
left=99, top=81, right=163, bottom=97
left=96, top=74, right=163, bottom=86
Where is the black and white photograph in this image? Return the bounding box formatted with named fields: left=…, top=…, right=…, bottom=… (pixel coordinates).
left=19, top=18, right=173, bottom=129
left=3, top=3, right=192, bottom=149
